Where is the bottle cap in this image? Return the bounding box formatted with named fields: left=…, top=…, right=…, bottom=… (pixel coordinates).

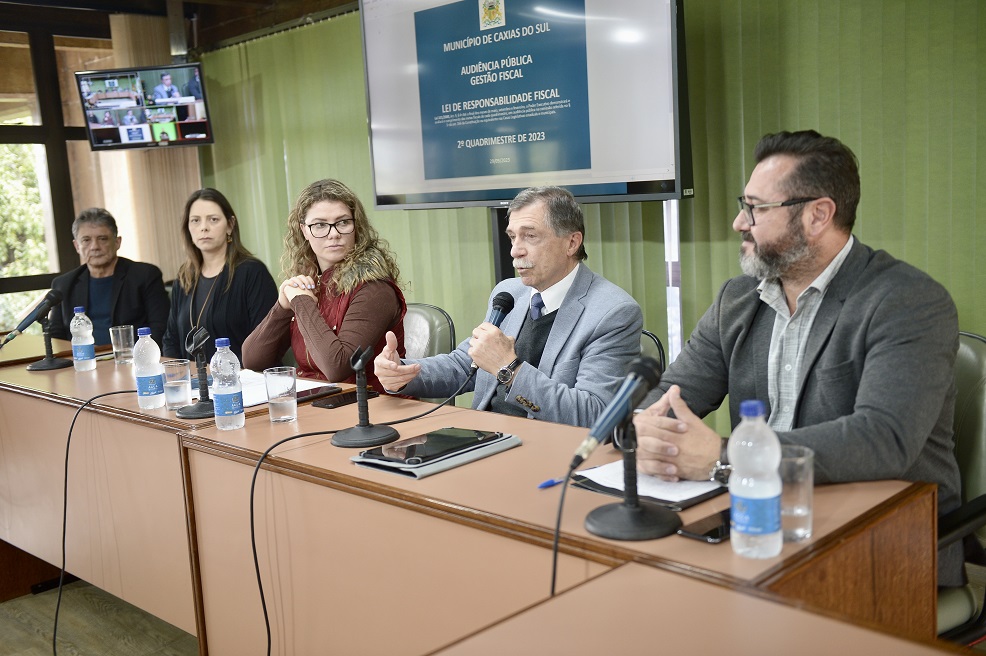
left=215, top=337, right=231, bottom=348
left=74, top=306, right=85, bottom=313
left=739, top=399, right=766, bottom=418
left=137, top=327, right=151, bottom=337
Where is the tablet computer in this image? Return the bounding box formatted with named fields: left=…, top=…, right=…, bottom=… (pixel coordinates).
left=351, top=427, right=521, bottom=478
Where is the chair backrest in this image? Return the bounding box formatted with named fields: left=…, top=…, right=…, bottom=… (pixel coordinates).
left=954, top=331, right=986, bottom=503
left=403, top=303, right=456, bottom=360
left=640, top=329, right=667, bottom=373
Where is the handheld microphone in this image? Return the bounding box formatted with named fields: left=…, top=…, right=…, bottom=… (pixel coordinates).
left=570, top=356, right=662, bottom=469
left=470, top=292, right=515, bottom=371
left=1, top=289, right=63, bottom=348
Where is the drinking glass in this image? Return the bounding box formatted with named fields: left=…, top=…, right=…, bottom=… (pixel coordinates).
left=264, top=366, right=297, bottom=423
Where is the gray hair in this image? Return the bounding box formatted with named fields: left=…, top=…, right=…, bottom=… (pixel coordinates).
left=72, top=208, right=118, bottom=240
left=507, top=186, right=587, bottom=261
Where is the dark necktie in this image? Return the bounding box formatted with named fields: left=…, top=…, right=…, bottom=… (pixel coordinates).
left=530, top=293, right=544, bottom=320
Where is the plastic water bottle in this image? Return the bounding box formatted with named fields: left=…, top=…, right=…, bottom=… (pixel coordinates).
left=210, top=338, right=244, bottom=430
left=728, top=399, right=782, bottom=558
left=70, top=306, right=96, bottom=372
left=133, top=327, right=165, bottom=409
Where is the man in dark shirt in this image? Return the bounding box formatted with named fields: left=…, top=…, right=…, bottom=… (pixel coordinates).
left=50, top=208, right=170, bottom=346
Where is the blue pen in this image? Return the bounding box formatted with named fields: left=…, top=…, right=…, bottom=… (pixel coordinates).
left=538, top=477, right=565, bottom=489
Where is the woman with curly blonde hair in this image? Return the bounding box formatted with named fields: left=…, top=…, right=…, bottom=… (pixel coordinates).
left=242, top=179, right=406, bottom=391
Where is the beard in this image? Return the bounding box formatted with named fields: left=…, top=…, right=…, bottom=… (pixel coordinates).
left=739, top=216, right=815, bottom=280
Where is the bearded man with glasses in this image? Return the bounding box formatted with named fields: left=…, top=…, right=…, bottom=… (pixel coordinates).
left=634, top=130, right=964, bottom=587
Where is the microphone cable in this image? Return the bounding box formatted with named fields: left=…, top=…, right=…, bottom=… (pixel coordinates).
left=250, top=372, right=476, bottom=656
left=549, top=464, right=578, bottom=598
left=53, top=389, right=136, bottom=656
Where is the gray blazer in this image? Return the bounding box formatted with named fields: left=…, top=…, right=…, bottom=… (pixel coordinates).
left=663, top=239, right=963, bottom=585
left=401, top=263, right=643, bottom=428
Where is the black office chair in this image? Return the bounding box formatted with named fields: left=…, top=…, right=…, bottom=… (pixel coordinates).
left=640, top=329, right=666, bottom=374
left=937, top=331, right=986, bottom=643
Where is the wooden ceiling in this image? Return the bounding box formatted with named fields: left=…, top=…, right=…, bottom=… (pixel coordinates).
left=0, top=0, right=357, bottom=51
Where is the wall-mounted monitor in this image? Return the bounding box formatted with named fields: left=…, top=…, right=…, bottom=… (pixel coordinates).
left=359, top=0, right=691, bottom=209
left=74, top=62, right=213, bottom=151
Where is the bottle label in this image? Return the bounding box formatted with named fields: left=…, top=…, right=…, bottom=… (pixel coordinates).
left=72, top=344, right=96, bottom=361
left=730, top=494, right=781, bottom=535
left=137, top=374, right=165, bottom=397
left=214, top=391, right=244, bottom=416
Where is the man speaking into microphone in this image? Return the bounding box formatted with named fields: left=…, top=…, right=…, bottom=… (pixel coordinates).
left=374, top=186, right=642, bottom=428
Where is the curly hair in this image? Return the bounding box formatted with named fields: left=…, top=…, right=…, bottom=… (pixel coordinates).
left=281, top=179, right=401, bottom=294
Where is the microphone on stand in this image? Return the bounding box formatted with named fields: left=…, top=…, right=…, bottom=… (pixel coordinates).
left=570, top=356, right=662, bottom=469
left=470, top=291, right=515, bottom=373
left=577, top=356, right=681, bottom=541
left=176, top=327, right=215, bottom=419
left=21, top=289, right=74, bottom=371
left=332, top=346, right=400, bottom=448
left=2, top=289, right=63, bottom=349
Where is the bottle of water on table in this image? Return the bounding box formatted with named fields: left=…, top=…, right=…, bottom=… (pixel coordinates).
left=728, top=399, right=782, bottom=558
left=133, top=327, right=165, bottom=409
left=70, top=306, right=96, bottom=372
left=210, top=338, right=244, bottom=430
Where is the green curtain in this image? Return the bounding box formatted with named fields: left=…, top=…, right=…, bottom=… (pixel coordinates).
left=201, top=1, right=986, bottom=421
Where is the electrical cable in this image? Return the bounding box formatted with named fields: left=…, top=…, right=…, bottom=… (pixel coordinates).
left=53, top=389, right=136, bottom=656
left=251, top=372, right=475, bottom=655
left=549, top=465, right=577, bottom=598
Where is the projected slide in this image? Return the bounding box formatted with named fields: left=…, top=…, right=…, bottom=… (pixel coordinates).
left=414, top=0, right=590, bottom=179
left=361, top=0, right=683, bottom=208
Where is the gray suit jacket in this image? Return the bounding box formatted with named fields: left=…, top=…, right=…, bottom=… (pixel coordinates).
left=663, top=239, right=963, bottom=584
left=400, top=264, right=643, bottom=428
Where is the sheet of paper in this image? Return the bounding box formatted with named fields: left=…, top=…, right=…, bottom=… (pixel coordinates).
left=228, top=369, right=329, bottom=408
left=579, top=460, right=722, bottom=503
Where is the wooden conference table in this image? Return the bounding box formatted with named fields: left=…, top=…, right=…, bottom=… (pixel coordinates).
left=0, top=355, right=947, bottom=654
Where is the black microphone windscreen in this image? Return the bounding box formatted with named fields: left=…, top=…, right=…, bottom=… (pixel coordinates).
left=628, top=356, right=662, bottom=389
left=46, top=288, right=64, bottom=304
left=492, top=291, right=514, bottom=314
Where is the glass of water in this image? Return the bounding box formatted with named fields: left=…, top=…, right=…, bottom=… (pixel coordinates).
left=162, top=359, right=193, bottom=411
left=780, top=445, right=814, bottom=542
left=264, top=366, right=297, bottom=423
left=109, top=325, right=135, bottom=365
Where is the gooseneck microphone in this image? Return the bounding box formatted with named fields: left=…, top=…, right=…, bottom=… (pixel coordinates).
left=1, top=288, right=64, bottom=348
left=470, top=291, right=516, bottom=372
left=570, top=356, right=662, bottom=469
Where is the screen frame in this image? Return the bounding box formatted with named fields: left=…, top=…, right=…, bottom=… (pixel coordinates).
left=358, top=0, right=692, bottom=210
left=74, top=62, right=214, bottom=152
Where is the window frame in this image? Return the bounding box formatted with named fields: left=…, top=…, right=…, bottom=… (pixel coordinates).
left=0, top=9, right=112, bottom=294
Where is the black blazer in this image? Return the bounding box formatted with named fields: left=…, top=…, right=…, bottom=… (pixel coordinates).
left=163, top=258, right=278, bottom=362
left=50, top=257, right=170, bottom=346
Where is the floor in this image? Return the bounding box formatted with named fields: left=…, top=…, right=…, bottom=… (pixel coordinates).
left=0, top=581, right=197, bottom=656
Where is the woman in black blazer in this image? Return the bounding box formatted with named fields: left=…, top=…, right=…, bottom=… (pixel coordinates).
left=163, top=188, right=277, bottom=362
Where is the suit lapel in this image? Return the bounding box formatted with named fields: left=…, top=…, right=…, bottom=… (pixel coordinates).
left=109, top=259, right=126, bottom=324
left=796, top=240, right=870, bottom=397
left=537, top=264, right=589, bottom=375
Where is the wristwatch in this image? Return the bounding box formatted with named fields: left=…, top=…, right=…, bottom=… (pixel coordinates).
left=708, top=437, right=732, bottom=485
left=496, top=358, right=522, bottom=386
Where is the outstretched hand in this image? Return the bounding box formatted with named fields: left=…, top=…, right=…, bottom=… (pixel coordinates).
left=373, top=331, right=421, bottom=393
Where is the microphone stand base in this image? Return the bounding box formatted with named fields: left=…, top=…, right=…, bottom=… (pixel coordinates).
left=332, top=424, right=399, bottom=448
left=176, top=399, right=215, bottom=419
left=27, top=357, right=73, bottom=372
left=585, top=501, right=682, bottom=541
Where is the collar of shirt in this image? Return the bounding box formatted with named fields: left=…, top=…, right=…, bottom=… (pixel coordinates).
left=757, top=235, right=855, bottom=313
left=531, top=262, right=580, bottom=316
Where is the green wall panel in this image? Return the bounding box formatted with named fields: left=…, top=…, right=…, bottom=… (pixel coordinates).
left=198, top=1, right=986, bottom=423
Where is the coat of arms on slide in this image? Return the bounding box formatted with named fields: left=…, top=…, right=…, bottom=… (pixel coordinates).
left=479, top=0, right=505, bottom=30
